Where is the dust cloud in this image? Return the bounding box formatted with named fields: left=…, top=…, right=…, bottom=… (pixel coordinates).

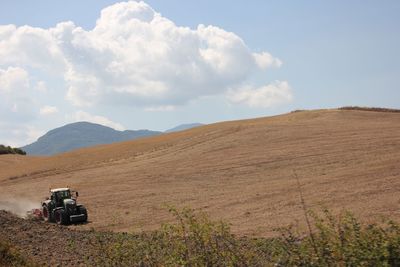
left=0, top=198, right=40, bottom=217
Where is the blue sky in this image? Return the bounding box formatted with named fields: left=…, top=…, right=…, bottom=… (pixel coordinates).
left=0, top=1, right=399, bottom=146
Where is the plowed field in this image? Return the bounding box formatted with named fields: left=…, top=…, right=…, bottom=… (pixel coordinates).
left=1, top=109, right=400, bottom=237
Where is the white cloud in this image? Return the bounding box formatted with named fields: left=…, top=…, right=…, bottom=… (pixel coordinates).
left=253, top=52, right=282, bottom=69
left=0, top=67, right=37, bottom=122
left=0, top=24, right=66, bottom=73
left=0, top=1, right=282, bottom=108
left=0, top=67, right=29, bottom=92
left=39, top=105, right=59, bottom=115
left=227, top=81, right=293, bottom=108
left=71, top=111, right=125, bottom=131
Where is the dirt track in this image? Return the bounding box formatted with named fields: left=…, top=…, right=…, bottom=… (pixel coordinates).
left=0, top=109, right=400, bottom=237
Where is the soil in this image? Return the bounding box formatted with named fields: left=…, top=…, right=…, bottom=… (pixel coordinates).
left=0, top=210, right=100, bottom=266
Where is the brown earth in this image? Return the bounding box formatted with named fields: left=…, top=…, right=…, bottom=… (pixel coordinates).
left=0, top=210, right=109, bottom=266
left=0, top=109, right=400, bottom=237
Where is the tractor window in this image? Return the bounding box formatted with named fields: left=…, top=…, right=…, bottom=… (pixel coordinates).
left=56, top=190, right=71, bottom=200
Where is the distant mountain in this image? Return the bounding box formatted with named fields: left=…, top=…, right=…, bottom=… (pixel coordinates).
left=22, top=122, right=162, bottom=156
left=165, top=123, right=204, bottom=133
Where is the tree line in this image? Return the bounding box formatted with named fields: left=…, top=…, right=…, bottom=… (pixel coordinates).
left=0, top=145, right=26, bottom=155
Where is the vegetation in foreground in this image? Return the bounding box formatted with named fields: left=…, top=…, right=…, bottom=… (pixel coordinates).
left=91, top=207, right=400, bottom=266
left=0, top=239, right=36, bottom=267
left=0, top=145, right=26, bottom=155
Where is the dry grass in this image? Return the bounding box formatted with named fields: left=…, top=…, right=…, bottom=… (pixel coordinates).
left=0, top=239, right=36, bottom=267
left=1, top=109, right=400, bottom=237
left=339, top=106, right=400, bottom=113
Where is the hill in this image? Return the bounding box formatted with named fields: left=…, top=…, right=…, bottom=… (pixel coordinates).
left=1, top=109, right=400, bottom=237
left=165, top=123, right=204, bottom=133
left=21, top=122, right=161, bottom=155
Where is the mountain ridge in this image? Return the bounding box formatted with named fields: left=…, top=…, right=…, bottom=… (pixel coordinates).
left=22, top=121, right=162, bottom=156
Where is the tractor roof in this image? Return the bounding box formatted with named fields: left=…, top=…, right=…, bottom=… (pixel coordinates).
left=50, top=188, right=70, bottom=193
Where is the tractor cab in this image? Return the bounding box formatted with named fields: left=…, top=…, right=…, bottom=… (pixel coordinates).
left=51, top=188, right=72, bottom=207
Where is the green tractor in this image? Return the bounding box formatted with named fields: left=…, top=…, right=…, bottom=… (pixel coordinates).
left=41, top=188, right=88, bottom=225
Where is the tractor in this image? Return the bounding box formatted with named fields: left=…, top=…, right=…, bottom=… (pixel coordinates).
left=40, top=188, right=88, bottom=225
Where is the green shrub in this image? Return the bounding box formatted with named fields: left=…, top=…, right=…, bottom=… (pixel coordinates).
left=0, top=145, right=26, bottom=155
left=93, top=207, right=252, bottom=266
left=269, top=209, right=400, bottom=266
left=93, top=207, right=400, bottom=266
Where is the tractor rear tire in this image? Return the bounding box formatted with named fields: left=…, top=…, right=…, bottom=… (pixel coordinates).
left=55, top=209, right=69, bottom=225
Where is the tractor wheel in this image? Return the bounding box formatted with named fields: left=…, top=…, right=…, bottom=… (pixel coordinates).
left=42, top=205, right=51, bottom=222
left=55, top=209, right=69, bottom=225
left=79, top=206, right=88, bottom=222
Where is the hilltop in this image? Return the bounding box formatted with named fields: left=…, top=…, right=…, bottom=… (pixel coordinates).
left=21, top=122, right=162, bottom=155
left=1, top=108, right=399, bottom=236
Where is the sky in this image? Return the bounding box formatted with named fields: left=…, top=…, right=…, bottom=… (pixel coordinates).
left=0, top=1, right=399, bottom=147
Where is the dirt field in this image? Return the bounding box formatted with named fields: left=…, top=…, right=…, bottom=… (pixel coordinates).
left=1, top=109, right=400, bottom=237
left=0, top=210, right=99, bottom=266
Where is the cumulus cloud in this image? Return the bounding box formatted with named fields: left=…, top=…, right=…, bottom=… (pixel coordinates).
left=0, top=67, right=38, bottom=122
left=0, top=24, right=66, bottom=72
left=0, top=67, right=29, bottom=92
left=227, top=81, right=293, bottom=108
left=70, top=111, right=125, bottom=131
left=253, top=52, right=283, bottom=69
left=39, top=105, right=59, bottom=115
left=0, top=1, right=284, bottom=109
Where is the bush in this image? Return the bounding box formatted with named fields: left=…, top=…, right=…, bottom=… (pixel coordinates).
left=0, top=145, right=26, bottom=155
left=92, top=208, right=400, bottom=266
left=93, top=207, right=252, bottom=266
left=270, top=209, right=400, bottom=266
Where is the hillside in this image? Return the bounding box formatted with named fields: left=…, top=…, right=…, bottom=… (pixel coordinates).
left=1, top=109, right=400, bottom=237
left=21, top=121, right=161, bottom=155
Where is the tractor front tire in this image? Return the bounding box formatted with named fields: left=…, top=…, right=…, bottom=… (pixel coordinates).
left=42, top=205, right=52, bottom=222
left=79, top=206, right=88, bottom=222
left=55, top=209, right=69, bottom=225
